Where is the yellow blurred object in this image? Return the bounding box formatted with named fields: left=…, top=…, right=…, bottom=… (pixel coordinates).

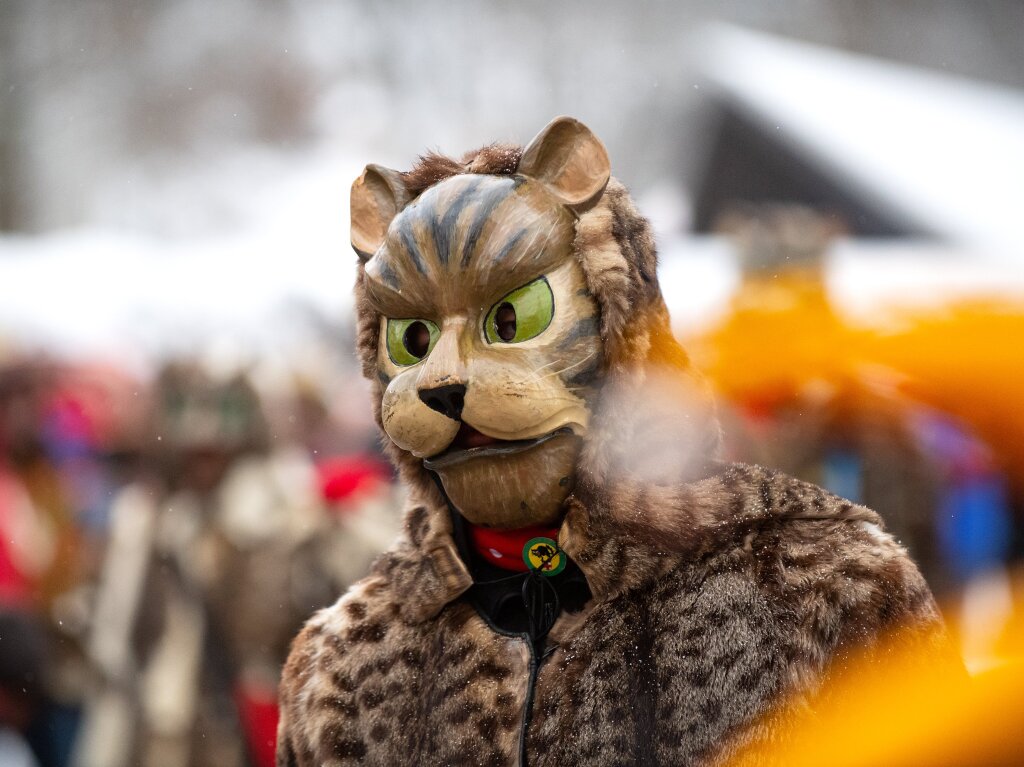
left=867, top=302, right=1024, bottom=497
left=691, top=270, right=866, bottom=411
left=689, top=249, right=1024, bottom=495
left=729, top=586, right=1024, bottom=767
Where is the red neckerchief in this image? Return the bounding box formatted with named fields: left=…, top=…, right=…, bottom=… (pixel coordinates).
left=467, top=523, right=561, bottom=572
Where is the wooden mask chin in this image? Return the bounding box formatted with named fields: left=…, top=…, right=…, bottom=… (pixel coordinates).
left=352, top=117, right=611, bottom=528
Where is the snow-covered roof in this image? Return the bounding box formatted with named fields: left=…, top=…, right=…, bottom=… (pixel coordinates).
left=698, top=24, right=1024, bottom=257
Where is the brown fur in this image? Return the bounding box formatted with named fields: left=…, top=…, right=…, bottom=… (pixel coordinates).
left=279, top=141, right=957, bottom=766
left=401, top=144, right=522, bottom=199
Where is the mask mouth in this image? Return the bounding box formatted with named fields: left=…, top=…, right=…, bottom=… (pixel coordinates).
left=423, top=423, right=575, bottom=471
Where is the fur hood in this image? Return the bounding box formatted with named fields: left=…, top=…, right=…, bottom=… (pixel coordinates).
left=373, top=459, right=884, bottom=625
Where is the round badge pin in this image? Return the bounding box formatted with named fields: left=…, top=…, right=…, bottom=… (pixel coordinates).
left=523, top=537, right=566, bottom=576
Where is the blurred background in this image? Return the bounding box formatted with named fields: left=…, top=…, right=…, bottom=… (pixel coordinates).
left=1, top=1, right=1022, bottom=765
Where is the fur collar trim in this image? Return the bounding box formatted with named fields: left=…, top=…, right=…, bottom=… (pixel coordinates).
left=374, top=463, right=881, bottom=622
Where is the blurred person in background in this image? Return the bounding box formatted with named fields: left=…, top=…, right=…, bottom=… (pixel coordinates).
left=0, top=359, right=119, bottom=767
left=703, top=205, right=1015, bottom=602
left=0, top=403, right=48, bottom=767
left=75, top=363, right=279, bottom=767
left=0, top=612, right=48, bottom=767
left=73, top=360, right=400, bottom=767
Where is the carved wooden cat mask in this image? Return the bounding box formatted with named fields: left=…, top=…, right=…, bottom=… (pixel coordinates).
left=350, top=118, right=611, bottom=528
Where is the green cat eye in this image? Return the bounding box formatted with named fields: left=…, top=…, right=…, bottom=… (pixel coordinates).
left=484, top=277, right=554, bottom=344
left=385, top=318, right=440, bottom=366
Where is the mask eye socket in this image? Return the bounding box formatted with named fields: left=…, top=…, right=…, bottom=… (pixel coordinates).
left=385, top=318, right=440, bottom=366
left=484, top=277, right=554, bottom=344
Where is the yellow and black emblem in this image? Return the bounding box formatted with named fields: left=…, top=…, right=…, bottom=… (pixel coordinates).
left=523, top=537, right=566, bottom=576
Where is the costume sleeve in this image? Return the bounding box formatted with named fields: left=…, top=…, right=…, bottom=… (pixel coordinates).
left=276, top=620, right=321, bottom=767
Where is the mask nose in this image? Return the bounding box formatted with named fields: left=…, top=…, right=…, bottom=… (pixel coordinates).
left=418, top=383, right=466, bottom=421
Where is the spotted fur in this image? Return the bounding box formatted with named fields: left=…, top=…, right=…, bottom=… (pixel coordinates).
left=278, top=142, right=956, bottom=766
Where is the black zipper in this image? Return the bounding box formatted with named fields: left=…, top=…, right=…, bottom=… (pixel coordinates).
left=518, top=635, right=538, bottom=766
left=519, top=636, right=558, bottom=766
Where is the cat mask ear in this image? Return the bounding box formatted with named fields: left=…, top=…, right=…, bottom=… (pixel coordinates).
left=518, top=116, right=611, bottom=212
left=350, top=164, right=410, bottom=260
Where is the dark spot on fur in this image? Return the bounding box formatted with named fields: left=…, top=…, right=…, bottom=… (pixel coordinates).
left=401, top=648, right=425, bottom=668
left=685, top=666, right=711, bottom=687
left=700, top=699, right=722, bottom=723
left=448, top=699, right=483, bottom=725
left=360, top=686, right=385, bottom=710
left=609, top=199, right=657, bottom=299
left=680, top=624, right=706, bottom=643
left=348, top=620, right=388, bottom=644
left=369, top=723, right=388, bottom=743
left=714, top=644, right=745, bottom=671
left=737, top=667, right=762, bottom=692
left=659, top=729, right=682, bottom=747
left=345, top=601, right=367, bottom=620
left=608, top=706, right=628, bottom=724
left=476, top=712, right=499, bottom=741
left=330, top=736, right=367, bottom=759
left=499, top=708, right=519, bottom=730
left=473, top=660, right=512, bottom=681
left=331, top=671, right=356, bottom=693
left=354, top=663, right=379, bottom=686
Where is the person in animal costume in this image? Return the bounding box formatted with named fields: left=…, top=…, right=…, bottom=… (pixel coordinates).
left=277, top=117, right=958, bottom=766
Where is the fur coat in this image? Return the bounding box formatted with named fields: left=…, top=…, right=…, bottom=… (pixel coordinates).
left=276, top=142, right=954, bottom=767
